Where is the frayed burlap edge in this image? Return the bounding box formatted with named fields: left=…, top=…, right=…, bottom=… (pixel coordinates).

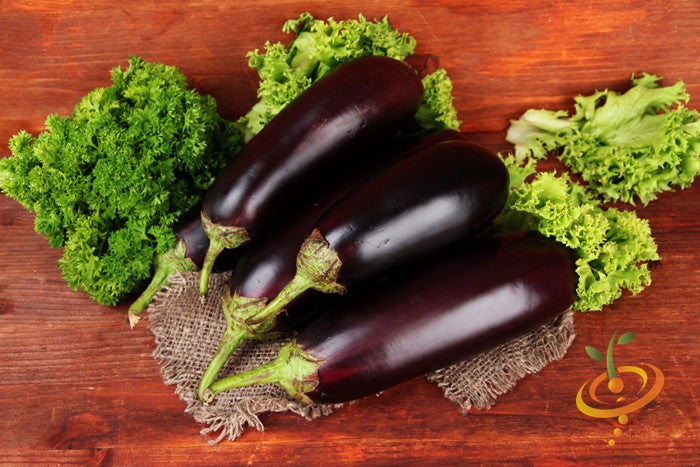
left=148, top=271, right=575, bottom=444
left=425, top=311, right=575, bottom=412
left=148, top=272, right=340, bottom=444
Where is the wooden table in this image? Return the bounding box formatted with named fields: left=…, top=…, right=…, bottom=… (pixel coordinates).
left=1, top=1, right=698, bottom=464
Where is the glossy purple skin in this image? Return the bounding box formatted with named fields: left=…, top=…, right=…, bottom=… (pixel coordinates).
left=174, top=212, right=210, bottom=267
left=174, top=208, right=239, bottom=269
left=318, top=139, right=510, bottom=287
left=298, top=232, right=578, bottom=404
left=231, top=129, right=466, bottom=330
left=231, top=196, right=330, bottom=330
left=201, top=56, right=424, bottom=238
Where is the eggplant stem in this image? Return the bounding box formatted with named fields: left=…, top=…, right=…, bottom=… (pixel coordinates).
left=199, top=242, right=223, bottom=300
left=199, top=213, right=250, bottom=297
left=198, top=230, right=342, bottom=402
left=197, top=328, right=249, bottom=401
left=196, top=291, right=276, bottom=401
left=202, top=339, right=324, bottom=405
left=248, top=273, right=314, bottom=325
left=128, top=240, right=196, bottom=327
left=251, top=229, right=347, bottom=324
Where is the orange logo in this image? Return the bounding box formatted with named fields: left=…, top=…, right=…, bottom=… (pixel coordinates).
left=575, top=331, right=664, bottom=446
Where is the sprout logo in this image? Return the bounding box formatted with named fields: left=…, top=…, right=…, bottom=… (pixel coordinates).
left=576, top=331, right=664, bottom=446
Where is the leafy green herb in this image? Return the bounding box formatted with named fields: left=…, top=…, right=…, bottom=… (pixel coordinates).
left=494, top=154, right=660, bottom=312
left=236, top=12, right=460, bottom=141
left=0, top=56, right=241, bottom=305
left=506, top=73, right=700, bottom=205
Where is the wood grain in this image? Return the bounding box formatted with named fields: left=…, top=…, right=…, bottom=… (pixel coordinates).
left=1, top=1, right=698, bottom=464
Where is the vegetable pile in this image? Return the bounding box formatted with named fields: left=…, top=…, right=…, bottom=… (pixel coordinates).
left=1, top=12, right=698, bottom=409
left=197, top=132, right=510, bottom=399
left=0, top=13, right=459, bottom=310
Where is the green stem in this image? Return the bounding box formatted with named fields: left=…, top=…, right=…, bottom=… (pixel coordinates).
left=606, top=330, right=618, bottom=379
left=248, top=271, right=317, bottom=326
left=251, top=229, right=347, bottom=323
left=128, top=239, right=196, bottom=327
left=198, top=241, right=223, bottom=299
left=197, top=229, right=344, bottom=401
left=197, top=328, right=249, bottom=401
left=202, top=340, right=324, bottom=405
left=199, top=212, right=250, bottom=297
left=196, top=291, right=272, bottom=401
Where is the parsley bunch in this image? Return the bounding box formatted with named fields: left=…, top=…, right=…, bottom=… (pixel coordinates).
left=0, top=57, right=241, bottom=305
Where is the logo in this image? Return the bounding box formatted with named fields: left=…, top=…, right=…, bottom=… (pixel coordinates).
left=575, top=331, right=665, bottom=446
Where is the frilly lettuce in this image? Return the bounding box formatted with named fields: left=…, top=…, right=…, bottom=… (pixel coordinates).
left=236, top=12, right=460, bottom=141
left=494, top=155, right=660, bottom=312
left=506, top=73, right=700, bottom=205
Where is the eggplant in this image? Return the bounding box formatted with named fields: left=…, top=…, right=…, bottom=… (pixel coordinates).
left=196, top=129, right=466, bottom=399
left=202, top=231, right=578, bottom=405
left=225, top=129, right=467, bottom=330
left=198, top=56, right=425, bottom=296
left=235, top=139, right=510, bottom=340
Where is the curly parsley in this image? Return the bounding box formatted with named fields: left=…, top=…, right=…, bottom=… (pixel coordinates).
left=0, top=56, right=241, bottom=305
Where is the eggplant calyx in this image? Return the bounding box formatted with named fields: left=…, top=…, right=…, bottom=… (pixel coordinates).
left=196, top=291, right=279, bottom=401
left=128, top=239, right=196, bottom=327
left=202, top=339, right=324, bottom=405
left=199, top=213, right=250, bottom=298
left=252, top=229, right=347, bottom=325
left=296, top=229, right=347, bottom=294
left=224, top=291, right=273, bottom=333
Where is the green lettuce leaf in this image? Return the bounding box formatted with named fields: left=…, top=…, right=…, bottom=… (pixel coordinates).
left=506, top=73, right=700, bottom=205
left=494, top=154, right=660, bottom=312
left=237, top=12, right=460, bottom=141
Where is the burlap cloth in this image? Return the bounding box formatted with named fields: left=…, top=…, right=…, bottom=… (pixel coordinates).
left=148, top=271, right=576, bottom=444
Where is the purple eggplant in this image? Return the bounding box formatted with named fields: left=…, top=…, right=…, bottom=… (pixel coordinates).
left=196, top=129, right=466, bottom=399
left=198, top=56, right=425, bottom=296
left=202, top=231, right=578, bottom=405
left=228, top=129, right=467, bottom=329
left=233, top=139, right=510, bottom=341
